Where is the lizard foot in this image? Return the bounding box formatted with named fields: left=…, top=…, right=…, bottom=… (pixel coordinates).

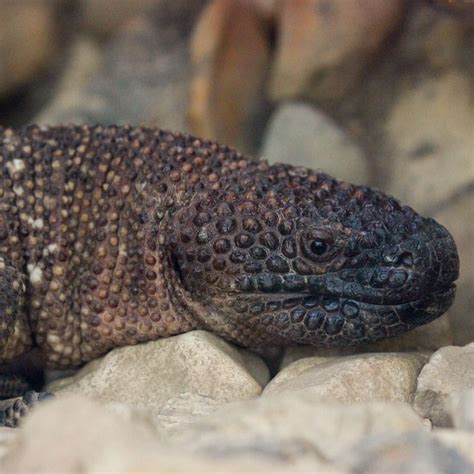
left=0, top=391, right=54, bottom=428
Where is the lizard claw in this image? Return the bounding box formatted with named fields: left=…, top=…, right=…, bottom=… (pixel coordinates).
left=0, top=390, right=55, bottom=428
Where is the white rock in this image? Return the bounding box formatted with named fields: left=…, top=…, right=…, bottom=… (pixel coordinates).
left=35, top=13, right=194, bottom=130
left=0, top=428, right=18, bottom=462
left=448, top=388, right=474, bottom=431
left=434, top=194, right=474, bottom=345
left=433, top=429, right=474, bottom=464
left=280, top=345, right=357, bottom=370
left=268, top=0, right=404, bottom=101
left=264, top=352, right=428, bottom=404
left=261, top=102, right=369, bottom=184
left=80, top=0, right=159, bottom=35
left=386, top=71, right=474, bottom=213
left=170, top=393, right=425, bottom=463
left=48, top=331, right=269, bottom=417
left=0, top=1, right=57, bottom=98
left=0, top=394, right=343, bottom=473
left=339, top=430, right=473, bottom=474
left=35, top=37, right=103, bottom=125
left=414, top=343, right=474, bottom=426
left=0, top=395, right=160, bottom=472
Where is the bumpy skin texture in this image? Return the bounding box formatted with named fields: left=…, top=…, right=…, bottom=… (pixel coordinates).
left=0, top=125, right=459, bottom=423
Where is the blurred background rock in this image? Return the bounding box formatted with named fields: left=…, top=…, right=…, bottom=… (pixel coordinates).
left=0, top=0, right=472, bottom=345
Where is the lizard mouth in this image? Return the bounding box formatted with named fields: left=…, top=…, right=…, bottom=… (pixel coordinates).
left=233, top=281, right=456, bottom=313
left=224, top=281, right=456, bottom=346
left=234, top=270, right=456, bottom=306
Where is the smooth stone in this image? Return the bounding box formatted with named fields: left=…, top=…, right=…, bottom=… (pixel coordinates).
left=427, top=0, right=474, bottom=17
left=169, top=394, right=425, bottom=463
left=269, top=0, right=404, bottom=101
left=261, top=102, right=369, bottom=184
left=0, top=428, right=18, bottom=462
left=414, top=343, right=474, bottom=427
left=36, top=6, right=203, bottom=129
left=0, top=395, right=343, bottom=473
left=0, top=0, right=57, bottom=98
left=79, top=0, right=159, bottom=35
left=278, top=353, right=342, bottom=377
left=48, top=331, right=269, bottom=414
left=433, top=429, right=474, bottom=464
left=264, top=352, right=428, bottom=403
left=434, top=194, right=474, bottom=345
left=396, top=4, right=473, bottom=71
left=447, top=388, right=474, bottom=431
left=189, top=0, right=271, bottom=154
left=280, top=346, right=358, bottom=370
left=340, top=430, right=473, bottom=474
left=35, top=37, right=102, bottom=124
left=0, top=395, right=160, bottom=472
left=385, top=71, right=474, bottom=214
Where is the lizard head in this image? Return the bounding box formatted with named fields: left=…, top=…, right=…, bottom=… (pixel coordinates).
left=168, top=164, right=459, bottom=347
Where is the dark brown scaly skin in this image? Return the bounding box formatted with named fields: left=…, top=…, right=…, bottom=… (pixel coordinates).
left=0, top=125, right=459, bottom=426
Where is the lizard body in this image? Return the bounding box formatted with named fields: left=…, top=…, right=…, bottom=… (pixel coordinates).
left=0, top=125, right=459, bottom=426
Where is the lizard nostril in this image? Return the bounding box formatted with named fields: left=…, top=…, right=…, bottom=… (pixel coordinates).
left=383, top=247, right=398, bottom=264
left=399, top=251, right=414, bottom=267
left=384, top=248, right=414, bottom=267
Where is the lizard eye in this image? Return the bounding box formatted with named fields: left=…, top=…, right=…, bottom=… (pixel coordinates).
left=300, top=229, right=336, bottom=262
left=310, top=239, right=328, bottom=256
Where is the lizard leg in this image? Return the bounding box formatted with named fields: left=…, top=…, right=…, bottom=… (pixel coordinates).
left=0, top=373, right=31, bottom=398
left=0, top=254, right=32, bottom=361
left=0, top=255, right=49, bottom=428
left=0, top=390, right=54, bottom=428
left=0, top=356, right=54, bottom=428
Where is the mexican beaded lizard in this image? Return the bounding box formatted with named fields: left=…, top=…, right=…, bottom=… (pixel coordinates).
left=0, top=125, right=459, bottom=426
